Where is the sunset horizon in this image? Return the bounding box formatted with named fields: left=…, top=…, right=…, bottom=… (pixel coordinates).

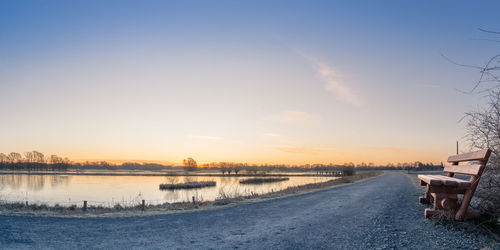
left=0, top=148, right=450, bottom=166
left=1, top=1, right=499, bottom=248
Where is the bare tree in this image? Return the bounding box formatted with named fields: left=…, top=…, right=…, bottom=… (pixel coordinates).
left=462, top=28, right=500, bottom=217
left=464, top=89, right=500, bottom=216
left=0, top=150, right=70, bottom=170
left=32, top=151, right=45, bottom=169
left=63, top=157, right=70, bottom=164
left=32, top=151, right=45, bottom=163
left=220, top=165, right=227, bottom=175
left=50, top=155, right=63, bottom=164
left=24, top=152, right=34, bottom=163
left=0, top=153, right=6, bottom=168
left=7, top=152, right=22, bottom=167
left=183, top=157, right=197, bottom=171
left=442, top=28, right=500, bottom=94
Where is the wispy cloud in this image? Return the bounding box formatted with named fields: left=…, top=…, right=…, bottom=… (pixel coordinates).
left=187, top=135, right=221, bottom=140
left=300, top=52, right=362, bottom=106
left=275, top=111, right=320, bottom=123
left=275, top=146, right=323, bottom=156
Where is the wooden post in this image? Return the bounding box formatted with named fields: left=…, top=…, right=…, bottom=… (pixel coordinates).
left=192, top=196, right=195, bottom=204
left=142, top=200, right=145, bottom=211
left=83, top=200, right=87, bottom=211
left=448, top=144, right=459, bottom=177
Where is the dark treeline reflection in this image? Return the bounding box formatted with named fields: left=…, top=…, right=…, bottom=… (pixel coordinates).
left=0, top=175, right=71, bottom=191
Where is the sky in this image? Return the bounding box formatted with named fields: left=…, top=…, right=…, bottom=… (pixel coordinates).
left=1, top=0, right=499, bottom=165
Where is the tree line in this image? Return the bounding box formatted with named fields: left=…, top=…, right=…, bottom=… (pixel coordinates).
left=0, top=152, right=443, bottom=172
left=0, top=151, right=71, bottom=170
left=197, top=160, right=443, bottom=173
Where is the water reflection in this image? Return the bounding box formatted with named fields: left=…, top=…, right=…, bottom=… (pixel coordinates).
left=0, top=174, right=335, bottom=206
left=0, top=175, right=71, bottom=191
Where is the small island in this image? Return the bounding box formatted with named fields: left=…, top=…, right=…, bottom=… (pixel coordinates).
left=239, top=177, right=290, bottom=184
left=159, top=181, right=216, bottom=190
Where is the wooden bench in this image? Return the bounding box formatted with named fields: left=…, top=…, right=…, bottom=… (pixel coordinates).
left=418, top=148, right=491, bottom=220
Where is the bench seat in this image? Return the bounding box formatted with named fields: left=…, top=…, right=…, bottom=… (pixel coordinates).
left=418, top=174, right=471, bottom=188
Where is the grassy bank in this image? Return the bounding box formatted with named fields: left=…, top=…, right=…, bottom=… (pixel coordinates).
left=0, top=171, right=382, bottom=217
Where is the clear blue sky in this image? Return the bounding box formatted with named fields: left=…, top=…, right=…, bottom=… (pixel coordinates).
left=1, top=1, right=499, bottom=165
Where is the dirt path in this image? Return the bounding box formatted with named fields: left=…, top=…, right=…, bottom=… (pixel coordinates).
left=0, top=172, right=497, bottom=249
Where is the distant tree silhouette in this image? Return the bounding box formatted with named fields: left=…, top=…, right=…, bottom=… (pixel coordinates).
left=7, top=152, right=22, bottom=165
left=220, top=165, right=227, bottom=175
left=0, top=151, right=70, bottom=171
left=0, top=153, right=6, bottom=169
left=183, top=157, right=197, bottom=171
left=24, top=152, right=34, bottom=164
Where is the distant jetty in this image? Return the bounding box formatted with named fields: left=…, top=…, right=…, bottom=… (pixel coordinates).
left=159, top=181, right=216, bottom=190
left=239, top=177, right=289, bottom=184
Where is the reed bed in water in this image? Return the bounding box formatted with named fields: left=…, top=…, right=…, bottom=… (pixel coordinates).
left=239, top=177, right=289, bottom=184
left=159, top=181, right=216, bottom=190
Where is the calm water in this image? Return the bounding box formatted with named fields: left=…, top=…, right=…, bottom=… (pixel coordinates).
left=0, top=174, right=336, bottom=207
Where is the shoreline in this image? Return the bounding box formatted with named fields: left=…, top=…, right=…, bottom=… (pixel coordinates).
left=0, top=170, right=341, bottom=177
left=0, top=171, right=383, bottom=218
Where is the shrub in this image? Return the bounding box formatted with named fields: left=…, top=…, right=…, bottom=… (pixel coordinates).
left=342, top=166, right=355, bottom=176
left=472, top=166, right=500, bottom=217
left=464, top=90, right=500, bottom=217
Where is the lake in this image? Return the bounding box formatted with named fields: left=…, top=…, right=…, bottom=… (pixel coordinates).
left=0, top=174, right=336, bottom=207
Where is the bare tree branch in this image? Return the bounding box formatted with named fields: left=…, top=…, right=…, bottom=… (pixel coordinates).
left=478, top=28, right=500, bottom=35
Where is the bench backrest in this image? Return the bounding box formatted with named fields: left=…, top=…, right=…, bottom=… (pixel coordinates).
left=444, top=149, right=491, bottom=176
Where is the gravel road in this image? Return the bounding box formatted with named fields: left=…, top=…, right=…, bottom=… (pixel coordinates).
left=0, top=172, right=497, bottom=249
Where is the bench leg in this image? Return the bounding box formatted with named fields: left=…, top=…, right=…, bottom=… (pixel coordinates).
left=422, top=193, right=458, bottom=219
left=419, top=196, right=430, bottom=204
left=456, top=189, right=474, bottom=220
left=456, top=176, right=481, bottom=220
left=419, top=184, right=431, bottom=204
left=431, top=193, right=442, bottom=210
left=420, top=184, right=478, bottom=220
